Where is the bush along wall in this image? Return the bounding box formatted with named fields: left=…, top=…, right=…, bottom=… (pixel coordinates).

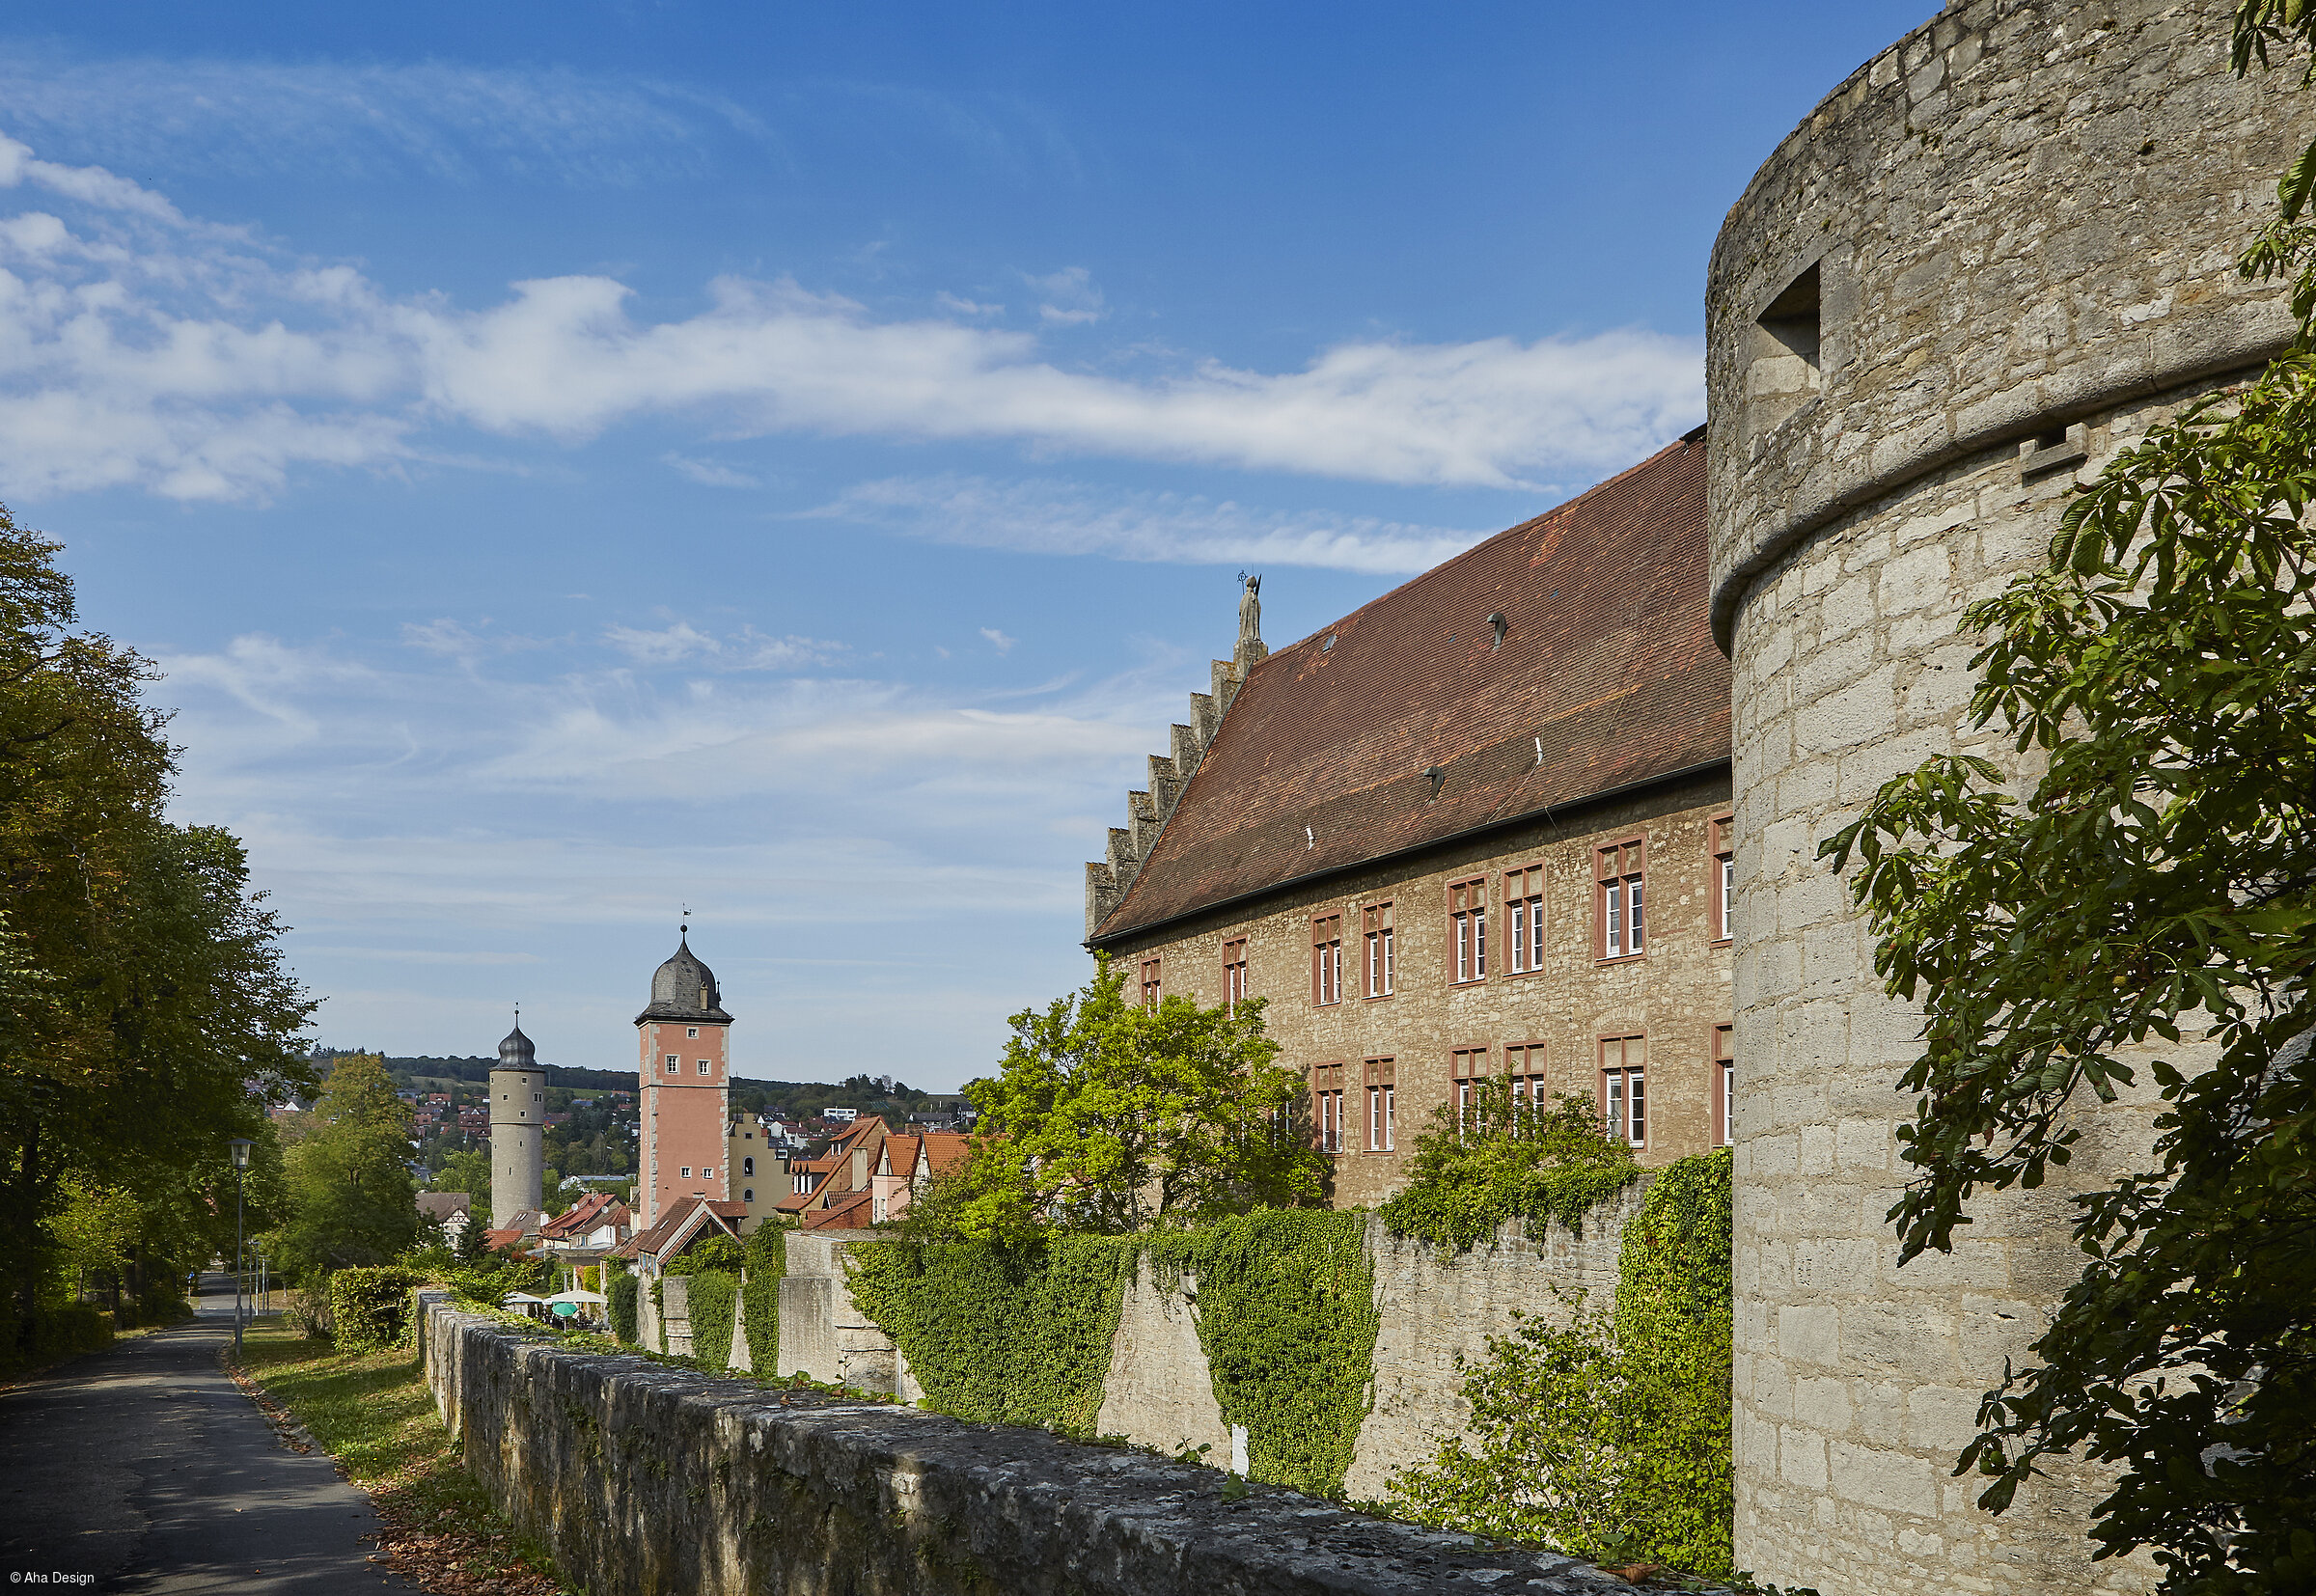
left=328, top=1266, right=426, bottom=1352
left=741, top=1224, right=786, bottom=1370
left=608, top=1273, right=640, bottom=1345
left=1383, top=1148, right=1733, bottom=1576
left=847, top=1209, right=1381, bottom=1499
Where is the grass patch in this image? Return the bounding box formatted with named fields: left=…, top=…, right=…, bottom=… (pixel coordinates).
left=231, top=1318, right=571, bottom=1596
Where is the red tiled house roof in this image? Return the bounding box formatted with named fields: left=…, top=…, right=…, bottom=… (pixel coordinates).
left=1089, top=432, right=1725, bottom=945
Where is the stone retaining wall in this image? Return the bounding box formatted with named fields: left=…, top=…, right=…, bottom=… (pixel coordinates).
left=417, top=1302, right=1646, bottom=1595
left=777, top=1197, right=1646, bottom=1500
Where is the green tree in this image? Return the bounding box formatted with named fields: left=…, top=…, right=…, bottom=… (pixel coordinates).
left=267, top=1054, right=418, bottom=1281
left=1821, top=9, right=2316, bottom=1583
left=427, top=1148, right=491, bottom=1212
left=0, top=509, right=315, bottom=1344
left=944, top=959, right=1322, bottom=1238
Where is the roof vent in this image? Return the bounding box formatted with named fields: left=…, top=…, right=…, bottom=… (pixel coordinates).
left=1487, top=613, right=1507, bottom=650
left=1322, top=632, right=1336, bottom=651
left=1422, top=765, right=1446, bottom=798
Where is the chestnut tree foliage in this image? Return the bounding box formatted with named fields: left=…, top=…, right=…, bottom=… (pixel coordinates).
left=1821, top=8, right=2316, bottom=1585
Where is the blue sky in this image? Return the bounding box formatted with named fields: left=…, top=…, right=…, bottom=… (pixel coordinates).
left=0, top=1, right=1928, bottom=1087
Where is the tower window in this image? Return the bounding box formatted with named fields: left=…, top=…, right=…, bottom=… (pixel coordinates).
left=742, top=1156, right=755, bottom=1176
left=698, top=1059, right=710, bottom=1075
left=681, top=1167, right=691, bottom=1178
left=665, top=1058, right=678, bottom=1075
left=1750, top=261, right=1822, bottom=433
left=687, top=1027, right=699, bottom=1038
left=742, top=1188, right=754, bottom=1202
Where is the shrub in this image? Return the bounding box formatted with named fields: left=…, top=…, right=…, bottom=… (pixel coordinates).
left=1379, top=1085, right=1639, bottom=1250
left=0, top=1303, right=113, bottom=1374
left=609, top=1273, right=640, bottom=1344
left=1386, top=1149, right=1733, bottom=1576
left=329, top=1266, right=426, bottom=1352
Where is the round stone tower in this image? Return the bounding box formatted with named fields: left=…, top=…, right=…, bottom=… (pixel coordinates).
left=1707, top=3, right=2310, bottom=1592
left=488, top=1017, right=547, bottom=1230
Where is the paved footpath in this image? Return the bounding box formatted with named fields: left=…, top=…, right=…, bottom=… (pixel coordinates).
left=0, top=1278, right=422, bottom=1594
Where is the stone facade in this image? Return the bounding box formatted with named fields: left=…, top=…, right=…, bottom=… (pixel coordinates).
left=417, top=1302, right=1649, bottom=1595
left=1707, top=2, right=2309, bottom=1592
left=1103, top=778, right=1735, bottom=1205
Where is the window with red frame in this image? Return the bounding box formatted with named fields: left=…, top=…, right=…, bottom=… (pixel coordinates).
left=1223, top=938, right=1248, bottom=1007
left=1449, top=877, right=1488, bottom=982
left=1504, top=1041, right=1546, bottom=1120
left=1714, top=1024, right=1734, bottom=1146
left=1311, top=913, right=1342, bottom=1005
left=1365, top=1058, right=1396, bottom=1151
left=1709, top=815, right=1734, bottom=944
left=1600, top=1033, right=1646, bottom=1146
left=1597, top=839, right=1646, bottom=959
left=1362, top=901, right=1394, bottom=998
left=1312, top=1062, right=1346, bottom=1153
left=1139, top=956, right=1162, bottom=1007
left=1452, top=1045, right=1489, bottom=1131
left=1504, top=865, right=1544, bottom=974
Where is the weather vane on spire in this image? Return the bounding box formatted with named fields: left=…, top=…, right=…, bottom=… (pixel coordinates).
left=680, top=902, right=690, bottom=935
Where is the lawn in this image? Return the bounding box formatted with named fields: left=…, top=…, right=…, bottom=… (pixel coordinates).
left=230, top=1318, right=572, bottom=1596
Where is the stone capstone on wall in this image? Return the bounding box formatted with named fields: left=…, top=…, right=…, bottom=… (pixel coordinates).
left=418, top=1303, right=1650, bottom=1596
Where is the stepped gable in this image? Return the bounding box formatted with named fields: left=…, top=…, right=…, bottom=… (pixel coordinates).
left=1087, top=429, right=1724, bottom=944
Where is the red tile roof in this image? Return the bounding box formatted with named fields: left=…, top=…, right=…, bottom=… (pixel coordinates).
left=801, top=1187, right=875, bottom=1230
left=1091, top=433, right=1725, bottom=942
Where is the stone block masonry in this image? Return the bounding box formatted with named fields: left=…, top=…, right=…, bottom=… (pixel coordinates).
left=1706, top=1, right=2311, bottom=1590
left=418, top=1303, right=1650, bottom=1595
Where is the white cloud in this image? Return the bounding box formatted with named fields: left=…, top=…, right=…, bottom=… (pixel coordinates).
left=935, top=290, right=1002, bottom=317
left=0, top=133, right=1702, bottom=503
left=979, top=627, right=1017, bottom=654
left=1025, top=264, right=1104, bottom=326
left=811, top=474, right=1492, bottom=575
left=661, top=452, right=761, bottom=488
left=601, top=622, right=844, bottom=671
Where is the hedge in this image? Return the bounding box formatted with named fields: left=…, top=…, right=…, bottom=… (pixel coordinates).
left=328, top=1266, right=427, bottom=1352
left=0, top=1303, right=112, bottom=1375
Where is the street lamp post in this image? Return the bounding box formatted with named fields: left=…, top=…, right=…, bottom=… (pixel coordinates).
left=228, top=1138, right=253, bottom=1359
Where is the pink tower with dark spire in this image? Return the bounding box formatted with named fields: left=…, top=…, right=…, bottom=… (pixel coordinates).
left=635, top=924, right=732, bottom=1229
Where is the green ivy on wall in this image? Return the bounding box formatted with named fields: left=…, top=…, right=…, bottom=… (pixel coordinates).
left=1607, top=1147, right=1732, bottom=1573
left=680, top=1270, right=739, bottom=1368
left=1147, top=1209, right=1380, bottom=1498
left=608, top=1273, right=639, bottom=1344
left=847, top=1208, right=1381, bottom=1498
left=845, top=1232, right=1134, bottom=1435
left=741, top=1223, right=786, bottom=1370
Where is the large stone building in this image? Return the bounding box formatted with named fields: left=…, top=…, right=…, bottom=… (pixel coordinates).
left=1708, top=1, right=2308, bottom=1591
left=1086, top=434, right=1736, bottom=1199
left=635, top=929, right=734, bottom=1229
